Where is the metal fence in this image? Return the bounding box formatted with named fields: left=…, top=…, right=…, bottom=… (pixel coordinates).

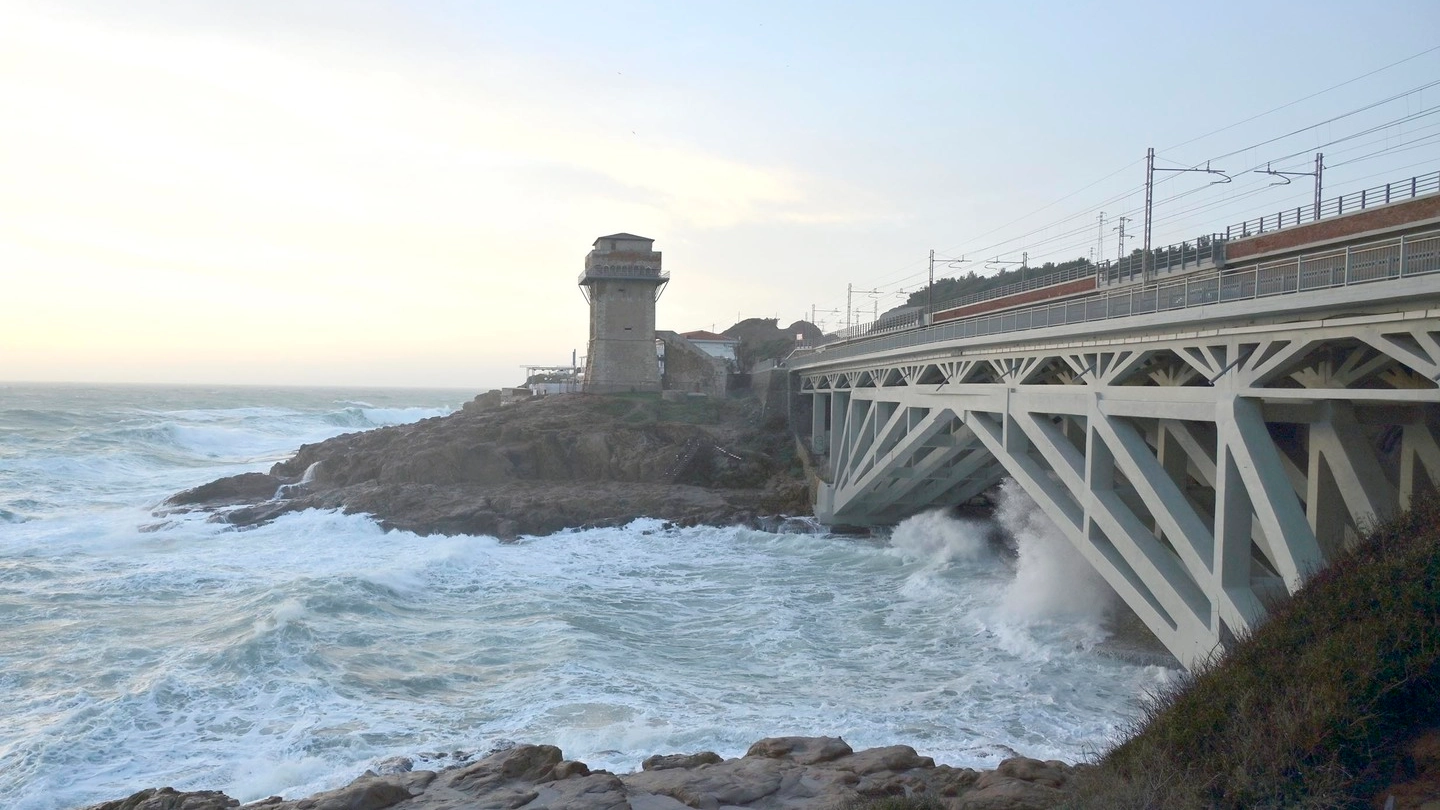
left=1225, top=170, right=1439, bottom=239
left=827, top=265, right=1105, bottom=344
left=831, top=234, right=1228, bottom=341
left=828, top=307, right=927, bottom=342
left=828, top=238, right=1229, bottom=341
left=793, top=229, right=1440, bottom=366
left=1104, top=234, right=1226, bottom=284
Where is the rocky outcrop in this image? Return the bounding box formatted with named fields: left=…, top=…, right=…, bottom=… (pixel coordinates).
left=161, top=394, right=811, bottom=538
left=85, top=737, right=1080, bottom=810
left=83, top=786, right=240, bottom=810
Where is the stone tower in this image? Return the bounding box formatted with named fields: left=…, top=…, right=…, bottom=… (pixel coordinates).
left=579, top=233, right=668, bottom=393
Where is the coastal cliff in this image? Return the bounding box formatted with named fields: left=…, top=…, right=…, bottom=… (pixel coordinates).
left=162, top=392, right=811, bottom=538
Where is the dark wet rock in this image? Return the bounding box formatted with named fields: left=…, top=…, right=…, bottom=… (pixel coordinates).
left=82, top=786, right=239, bottom=810
left=554, top=760, right=594, bottom=779
left=525, top=772, right=630, bottom=810
left=624, top=755, right=787, bottom=808
left=744, top=736, right=854, bottom=766
left=370, top=756, right=414, bottom=776
left=450, top=743, right=564, bottom=785
left=167, top=472, right=281, bottom=508
left=160, top=395, right=810, bottom=538
left=927, top=764, right=983, bottom=796
left=833, top=745, right=935, bottom=775
left=958, top=773, right=1066, bottom=809
left=992, top=756, right=1072, bottom=789
left=642, top=752, right=724, bottom=771
left=285, top=775, right=413, bottom=810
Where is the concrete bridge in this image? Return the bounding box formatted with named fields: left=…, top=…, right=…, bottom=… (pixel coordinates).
left=787, top=195, right=1440, bottom=668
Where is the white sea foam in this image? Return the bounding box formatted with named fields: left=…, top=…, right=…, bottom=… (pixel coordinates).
left=253, top=598, right=309, bottom=635
left=0, top=385, right=1173, bottom=810
left=889, top=509, right=995, bottom=566
left=356, top=406, right=453, bottom=426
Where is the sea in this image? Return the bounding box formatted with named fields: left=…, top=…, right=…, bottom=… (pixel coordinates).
left=0, top=382, right=1176, bottom=810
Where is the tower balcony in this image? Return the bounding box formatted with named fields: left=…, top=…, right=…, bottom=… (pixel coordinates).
left=578, top=251, right=668, bottom=286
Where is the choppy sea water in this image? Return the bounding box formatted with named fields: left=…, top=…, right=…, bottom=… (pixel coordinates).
left=0, top=383, right=1175, bottom=810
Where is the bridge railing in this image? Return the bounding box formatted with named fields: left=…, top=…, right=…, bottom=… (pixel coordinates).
left=828, top=308, right=927, bottom=342
left=795, top=229, right=1440, bottom=365
left=1224, top=169, right=1440, bottom=239
left=1104, top=234, right=1227, bottom=284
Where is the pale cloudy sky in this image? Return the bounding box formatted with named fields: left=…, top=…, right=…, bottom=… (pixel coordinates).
left=2, top=0, right=1437, bottom=388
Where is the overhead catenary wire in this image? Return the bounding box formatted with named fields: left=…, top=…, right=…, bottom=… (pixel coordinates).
left=938, top=76, right=1440, bottom=260
left=1159, top=44, right=1440, bottom=153
left=1017, top=157, right=1439, bottom=268
left=828, top=86, right=1440, bottom=310
left=1329, top=133, right=1440, bottom=168
left=1194, top=79, right=1440, bottom=165
left=952, top=104, right=1440, bottom=269
left=804, top=57, right=1440, bottom=325
left=1257, top=103, right=1440, bottom=167
left=1031, top=156, right=1440, bottom=264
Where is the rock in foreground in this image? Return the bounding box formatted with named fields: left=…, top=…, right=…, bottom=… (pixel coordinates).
left=161, top=394, right=811, bottom=538
left=85, top=736, right=1079, bottom=810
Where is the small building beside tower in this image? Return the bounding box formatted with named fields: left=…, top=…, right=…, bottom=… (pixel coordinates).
left=679, top=330, right=740, bottom=366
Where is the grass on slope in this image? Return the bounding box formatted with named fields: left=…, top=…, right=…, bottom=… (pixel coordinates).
left=586, top=391, right=732, bottom=425
left=1064, top=496, right=1440, bottom=809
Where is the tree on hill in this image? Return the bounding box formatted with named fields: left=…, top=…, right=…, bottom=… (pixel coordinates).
left=722, top=318, right=823, bottom=372
left=897, top=256, right=1096, bottom=313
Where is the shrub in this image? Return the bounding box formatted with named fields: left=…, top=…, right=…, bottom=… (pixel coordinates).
left=1064, top=496, right=1440, bottom=809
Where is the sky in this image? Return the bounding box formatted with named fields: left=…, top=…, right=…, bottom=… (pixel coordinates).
left=1, top=0, right=1438, bottom=389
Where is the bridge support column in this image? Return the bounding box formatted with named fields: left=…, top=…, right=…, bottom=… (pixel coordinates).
left=810, top=392, right=828, bottom=455
left=829, top=391, right=849, bottom=476
left=1401, top=418, right=1440, bottom=509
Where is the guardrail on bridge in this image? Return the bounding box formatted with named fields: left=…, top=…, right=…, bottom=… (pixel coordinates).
left=793, top=228, right=1440, bottom=365
left=1225, top=170, right=1440, bottom=239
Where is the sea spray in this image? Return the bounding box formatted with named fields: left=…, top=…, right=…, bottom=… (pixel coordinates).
left=887, top=509, right=998, bottom=566
left=993, top=479, right=1115, bottom=624
left=887, top=509, right=1008, bottom=602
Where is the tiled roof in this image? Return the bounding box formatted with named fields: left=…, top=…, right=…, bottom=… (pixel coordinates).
left=681, top=330, right=737, bottom=342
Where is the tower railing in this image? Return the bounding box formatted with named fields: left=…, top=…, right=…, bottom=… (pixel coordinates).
left=578, top=266, right=670, bottom=284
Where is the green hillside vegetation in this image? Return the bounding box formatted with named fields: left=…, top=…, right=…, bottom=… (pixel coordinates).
left=1063, top=496, right=1440, bottom=809
left=904, top=257, right=1095, bottom=312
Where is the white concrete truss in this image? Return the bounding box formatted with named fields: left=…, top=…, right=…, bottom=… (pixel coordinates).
left=794, top=311, right=1440, bottom=668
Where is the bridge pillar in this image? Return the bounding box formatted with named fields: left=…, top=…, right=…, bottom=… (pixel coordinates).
left=810, top=392, right=829, bottom=455
left=829, top=391, right=849, bottom=478
left=1400, top=418, right=1440, bottom=509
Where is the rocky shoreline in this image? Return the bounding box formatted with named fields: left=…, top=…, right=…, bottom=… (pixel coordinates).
left=86, top=736, right=1081, bottom=810
left=159, top=393, right=813, bottom=539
